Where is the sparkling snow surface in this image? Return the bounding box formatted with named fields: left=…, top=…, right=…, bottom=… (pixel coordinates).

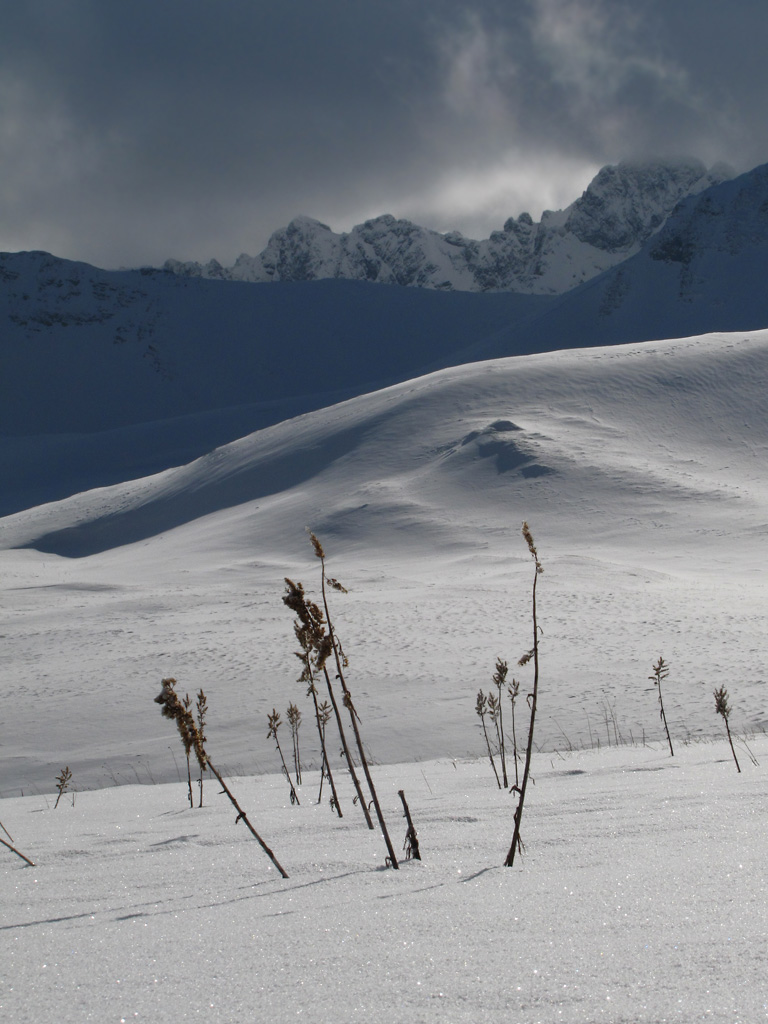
left=2, top=746, right=767, bottom=1023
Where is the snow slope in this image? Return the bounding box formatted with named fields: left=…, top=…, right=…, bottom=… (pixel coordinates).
left=0, top=261, right=546, bottom=513
left=1, top=330, right=766, bottom=796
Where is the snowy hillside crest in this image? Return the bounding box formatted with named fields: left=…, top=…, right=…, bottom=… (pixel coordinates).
left=165, top=158, right=732, bottom=294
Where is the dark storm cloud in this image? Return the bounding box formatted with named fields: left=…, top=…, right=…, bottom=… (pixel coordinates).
left=1, top=0, right=766, bottom=266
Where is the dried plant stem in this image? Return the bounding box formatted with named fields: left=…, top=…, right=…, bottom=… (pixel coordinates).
left=314, top=535, right=399, bottom=868
left=509, top=680, right=521, bottom=789
left=207, top=760, right=288, bottom=878
left=398, top=789, right=421, bottom=860
left=287, top=702, right=302, bottom=785
left=196, top=689, right=208, bottom=807
left=714, top=686, right=741, bottom=773
left=0, top=835, right=35, bottom=867
left=338, top=675, right=400, bottom=868
left=308, top=683, right=342, bottom=815
left=54, top=766, right=72, bottom=810
left=155, top=678, right=288, bottom=878
left=282, top=577, right=367, bottom=826
left=476, top=691, right=501, bottom=788
left=484, top=725, right=501, bottom=787
left=321, top=663, right=372, bottom=827
left=183, top=693, right=194, bottom=807
left=267, top=710, right=301, bottom=805
left=497, top=710, right=507, bottom=786
left=723, top=717, right=741, bottom=773
left=650, top=657, right=674, bottom=757
left=493, top=660, right=509, bottom=788
left=185, top=753, right=193, bottom=807
left=505, top=522, right=543, bottom=868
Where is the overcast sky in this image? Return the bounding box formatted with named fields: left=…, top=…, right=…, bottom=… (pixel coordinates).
left=1, top=0, right=765, bottom=268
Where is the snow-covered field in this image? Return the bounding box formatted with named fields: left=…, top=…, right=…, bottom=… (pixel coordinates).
left=3, top=742, right=766, bottom=1023
left=2, top=325, right=768, bottom=1020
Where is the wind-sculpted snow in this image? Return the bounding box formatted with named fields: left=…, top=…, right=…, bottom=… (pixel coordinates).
left=1, top=331, right=766, bottom=795
left=165, top=159, right=730, bottom=293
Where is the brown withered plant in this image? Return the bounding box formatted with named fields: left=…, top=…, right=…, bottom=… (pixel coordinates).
left=283, top=577, right=362, bottom=820
left=315, top=699, right=336, bottom=807
left=286, top=701, right=303, bottom=785
left=267, top=708, right=301, bottom=805
left=649, top=656, right=674, bottom=757
left=182, top=692, right=194, bottom=807
left=195, top=689, right=208, bottom=807
left=476, top=689, right=501, bottom=788
left=287, top=585, right=342, bottom=812
left=714, top=686, right=741, bottom=773
left=492, top=658, right=509, bottom=788
left=155, top=678, right=288, bottom=877
left=507, top=674, right=521, bottom=789
left=54, top=766, right=73, bottom=809
left=398, top=789, right=421, bottom=861
left=308, top=530, right=399, bottom=869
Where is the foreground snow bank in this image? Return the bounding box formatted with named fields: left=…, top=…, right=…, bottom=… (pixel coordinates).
left=3, top=743, right=766, bottom=1023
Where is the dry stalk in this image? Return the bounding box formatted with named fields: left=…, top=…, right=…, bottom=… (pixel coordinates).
left=714, top=685, right=741, bottom=773
left=155, top=678, right=288, bottom=878
left=505, top=522, right=543, bottom=868
left=284, top=578, right=367, bottom=822
left=309, top=531, right=399, bottom=869
left=1, top=835, right=35, bottom=867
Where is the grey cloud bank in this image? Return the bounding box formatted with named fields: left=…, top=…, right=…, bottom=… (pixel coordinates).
left=1, top=0, right=766, bottom=268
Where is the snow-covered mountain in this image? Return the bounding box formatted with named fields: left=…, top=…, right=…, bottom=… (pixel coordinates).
left=164, top=159, right=732, bottom=293
left=470, top=161, right=768, bottom=360
left=3, top=162, right=768, bottom=518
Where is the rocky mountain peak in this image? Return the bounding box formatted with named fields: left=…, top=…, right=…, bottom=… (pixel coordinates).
left=565, top=158, right=732, bottom=252
left=163, top=159, right=735, bottom=294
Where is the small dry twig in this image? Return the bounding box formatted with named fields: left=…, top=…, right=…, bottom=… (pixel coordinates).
left=54, top=766, right=72, bottom=810
left=0, top=835, right=35, bottom=867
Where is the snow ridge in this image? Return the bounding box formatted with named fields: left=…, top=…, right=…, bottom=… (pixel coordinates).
left=164, top=159, right=732, bottom=294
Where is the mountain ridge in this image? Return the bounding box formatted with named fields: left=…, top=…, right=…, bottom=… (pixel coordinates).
left=164, top=158, right=732, bottom=293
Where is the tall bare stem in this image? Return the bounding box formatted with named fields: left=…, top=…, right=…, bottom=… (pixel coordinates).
left=505, top=522, right=543, bottom=868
